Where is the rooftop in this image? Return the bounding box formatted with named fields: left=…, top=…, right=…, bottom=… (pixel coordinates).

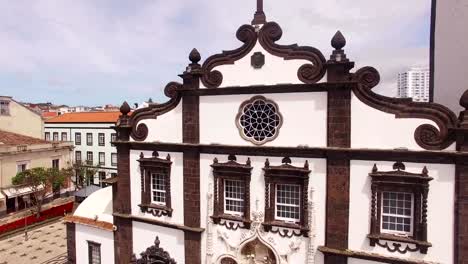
left=45, top=111, right=123, bottom=123
left=0, top=130, right=48, bottom=145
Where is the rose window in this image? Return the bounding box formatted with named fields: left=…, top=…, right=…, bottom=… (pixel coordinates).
left=236, top=96, right=283, bottom=145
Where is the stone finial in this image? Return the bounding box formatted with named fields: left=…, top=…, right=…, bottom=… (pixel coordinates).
left=166, top=154, right=171, bottom=161
left=393, top=161, right=406, bottom=171
left=189, top=48, right=201, bottom=64
left=228, top=154, right=237, bottom=161
left=265, top=158, right=270, bottom=167
left=331, top=31, right=346, bottom=50
left=304, top=160, right=309, bottom=170
left=460, top=89, right=468, bottom=109
left=246, top=157, right=251, bottom=166
left=213, top=157, right=218, bottom=164
left=372, top=164, right=378, bottom=173
left=282, top=157, right=292, bottom=164
left=152, top=151, right=159, bottom=157
left=422, top=166, right=428, bottom=176
left=120, top=101, right=131, bottom=116
left=139, top=152, right=144, bottom=159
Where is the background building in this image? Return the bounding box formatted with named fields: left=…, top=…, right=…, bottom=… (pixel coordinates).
left=0, top=130, right=73, bottom=215
left=45, top=112, right=120, bottom=187
left=0, top=96, right=44, bottom=138
left=397, top=67, right=430, bottom=102
left=431, top=0, right=468, bottom=113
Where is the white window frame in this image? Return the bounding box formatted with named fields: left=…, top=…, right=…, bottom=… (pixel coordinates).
left=61, top=132, right=67, bottom=141
left=98, top=133, right=105, bottom=146
left=86, top=133, right=93, bottom=146
left=53, top=132, right=59, bottom=141
left=223, top=179, right=245, bottom=216
left=111, top=153, right=117, bottom=166
left=76, top=151, right=82, bottom=163
left=151, top=172, right=166, bottom=205
left=98, top=152, right=105, bottom=166
left=16, top=161, right=30, bottom=173
left=275, top=183, right=301, bottom=223
left=0, top=100, right=10, bottom=115
left=380, top=191, right=414, bottom=236
left=87, top=151, right=93, bottom=164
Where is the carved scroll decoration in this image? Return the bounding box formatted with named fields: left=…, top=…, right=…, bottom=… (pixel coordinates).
left=351, top=66, right=458, bottom=150
left=258, top=22, right=327, bottom=84
left=130, top=82, right=182, bottom=141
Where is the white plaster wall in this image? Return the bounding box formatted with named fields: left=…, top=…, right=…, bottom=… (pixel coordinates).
left=351, top=93, right=456, bottom=151
left=75, top=224, right=114, bottom=264
left=200, top=154, right=327, bottom=263
left=129, top=150, right=184, bottom=225
left=135, top=103, right=183, bottom=143
left=349, top=160, right=455, bottom=263
left=200, top=93, right=327, bottom=147
left=200, top=43, right=323, bottom=88
left=132, top=221, right=185, bottom=263
left=348, top=259, right=384, bottom=264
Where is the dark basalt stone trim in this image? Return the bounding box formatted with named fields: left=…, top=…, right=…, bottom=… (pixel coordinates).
left=117, top=141, right=468, bottom=165
left=258, top=22, right=327, bottom=84
left=113, top=213, right=205, bottom=234
left=201, top=24, right=258, bottom=88
left=129, top=82, right=183, bottom=141
left=351, top=66, right=458, bottom=150
left=66, top=222, right=76, bottom=264
left=177, top=82, right=351, bottom=96
left=318, top=246, right=434, bottom=264
left=429, top=0, right=437, bottom=103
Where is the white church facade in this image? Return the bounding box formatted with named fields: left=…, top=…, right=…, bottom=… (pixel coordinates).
left=64, top=2, right=468, bottom=264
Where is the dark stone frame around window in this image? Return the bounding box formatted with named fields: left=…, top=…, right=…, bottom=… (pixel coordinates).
left=263, top=157, right=310, bottom=237
left=368, top=162, right=433, bottom=254
left=138, top=151, right=173, bottom=217
left=211, top=154, right=252, bottom=229
left=87, top=241, right=101, bottom=264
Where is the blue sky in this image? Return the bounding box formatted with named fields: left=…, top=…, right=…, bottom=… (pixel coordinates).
left=0, top=0, right=431, bottom=106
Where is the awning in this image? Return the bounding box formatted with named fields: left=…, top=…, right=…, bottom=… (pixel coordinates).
left=1, top=185, right=44, bottom=198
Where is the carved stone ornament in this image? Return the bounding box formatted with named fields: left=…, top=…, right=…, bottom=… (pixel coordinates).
left=368, top=162, right=433, bottom=254
left=236, top=96, right=283, bottom=145
left=251, top=51, right=265, bottom=69
left=130, top=236, right=177, bottom=264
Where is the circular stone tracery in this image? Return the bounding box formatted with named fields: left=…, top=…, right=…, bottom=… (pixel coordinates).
left=236, top=96, right=283, bottom=145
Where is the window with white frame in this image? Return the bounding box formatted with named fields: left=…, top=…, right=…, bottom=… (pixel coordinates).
left=111, top=133, right=117, bottom=146
left=0, top=100, right=10, bottom=115
left=87, top=151, right=93, bottom=165
left=16, top=162, right=29, bottom=173
left=75, top=133, right=81, bottom=145
left=98, top=152, right=105, bottom=166
left=45, top=132, right=50, bottom=141
left=53, top=132, right=59, bottom=141
left=381, top=191, right=413, bottom=235
left=111, top=153, right=117, bottom=166
left=275, top=184, right=301, bottom=222
left=76, top=151, right=82, bottom=163
left=61, top=132, right=67, bottom=141
left=87, top=241, right=101, bottom=264
left=87, top=133, right=93, bottom=146
left=224, top=179, right=245, bottom=216
left=151, top=172, right=166, bottom=205
left=98, top=133, right=105, bottom=146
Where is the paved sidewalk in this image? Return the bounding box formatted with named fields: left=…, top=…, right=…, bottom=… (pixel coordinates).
left=0, top=219, right=67, bottom=264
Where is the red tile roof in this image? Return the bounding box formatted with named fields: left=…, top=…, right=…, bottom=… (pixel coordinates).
left=45, top=111, right=123, bottom=123
left=0, top=130, right=48, bottom=145
left=63, top=215, right=114, bottom=231
left=42, top=112, right=59, bottom=119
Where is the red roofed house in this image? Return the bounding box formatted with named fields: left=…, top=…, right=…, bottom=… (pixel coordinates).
left=45, top=112, right=123, bottom=190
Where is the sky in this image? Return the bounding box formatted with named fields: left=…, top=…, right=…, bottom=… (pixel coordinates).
left=0, top=0, right=431, bottom=106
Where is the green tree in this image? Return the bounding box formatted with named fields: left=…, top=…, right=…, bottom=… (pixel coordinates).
left=12, top=167, right=73, bottom=216
left=71, top=162, right=100, bottom=189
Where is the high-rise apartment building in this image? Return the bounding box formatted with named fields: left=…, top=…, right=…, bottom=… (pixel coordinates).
left=397, top=67, right=430, bottom=102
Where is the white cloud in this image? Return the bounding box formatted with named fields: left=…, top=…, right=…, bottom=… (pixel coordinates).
left=0, top=0, right=431, bottom=102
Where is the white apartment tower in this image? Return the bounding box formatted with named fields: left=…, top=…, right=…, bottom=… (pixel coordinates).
left=397, top=67, right=430, bottom=102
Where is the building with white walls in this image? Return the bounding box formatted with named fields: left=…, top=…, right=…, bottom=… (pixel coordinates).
left=64, top=2, right=468, bottom=264
left=45, top=112, right=120, bottom=187
left=397, top=67, right=430, bottom=102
